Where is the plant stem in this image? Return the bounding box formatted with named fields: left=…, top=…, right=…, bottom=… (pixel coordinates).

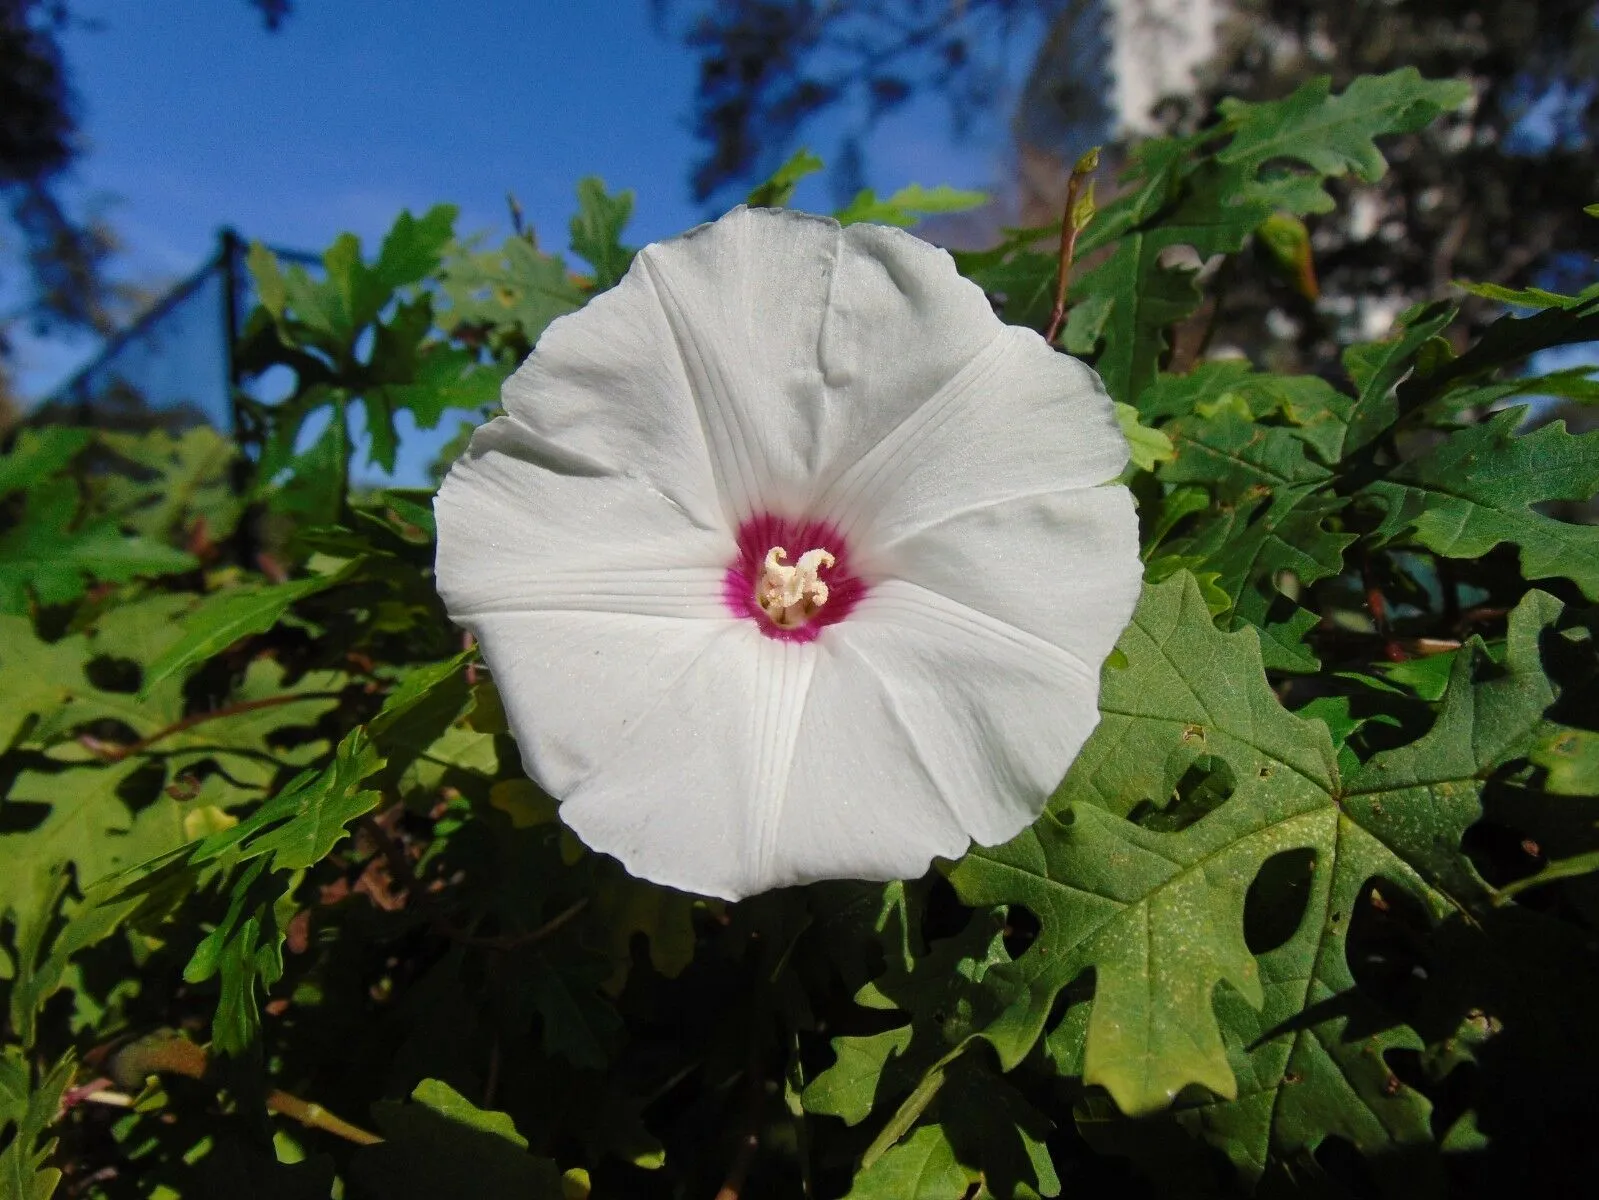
left=266, top=1087, right=382, bottom=1146
left=1043, top=151, right=1098, bottom=345
left=91, top=691, right=347, bottom=761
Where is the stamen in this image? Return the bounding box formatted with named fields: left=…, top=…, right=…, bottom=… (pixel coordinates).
left=757, top=545, right=836, bottom=628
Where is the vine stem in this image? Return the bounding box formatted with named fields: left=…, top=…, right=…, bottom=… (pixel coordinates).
left=1043, top=149, right=1099, bottom=346
left=86, top=691, right=347, bottom=761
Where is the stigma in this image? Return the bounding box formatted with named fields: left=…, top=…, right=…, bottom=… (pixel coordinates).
left=757, top=546, right=835, bottom=628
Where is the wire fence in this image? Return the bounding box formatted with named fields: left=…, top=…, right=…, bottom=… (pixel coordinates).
left=39, top=230, right=317, bottom=435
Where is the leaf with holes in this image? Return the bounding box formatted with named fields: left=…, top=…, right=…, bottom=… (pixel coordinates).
left=1166, top=590, right=1565, bottom=1183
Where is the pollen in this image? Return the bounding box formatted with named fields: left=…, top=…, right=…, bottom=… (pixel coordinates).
left=756, top=546, right=836, bottom=628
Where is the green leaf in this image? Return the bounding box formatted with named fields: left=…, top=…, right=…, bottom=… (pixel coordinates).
left=1337, top=301, right=1456, bottom=458
left=0, top=426, right=90, bottom=499
left=368, top=650, right=475, bottom=746
left=942, top=578, right=1558, bottom=1163
left=142, top=728, right=385, bottom=1052
left=94, top=427, right=242, bottom=542
left=408, top=1079, right=529, bottom=1146
left=593, top=867, right=699, bottom=992
left=842, top=1124, right=976, bottom=1199
left=0, top=760, right=167, bottom=926
left=1140, top=361, right=1357, bottom=465
left=835, top=183, right=988, bottom=228
left=939, top=576, right=1332, bottom=1113
left=140, top=568, right=355, bottom=697
left=1161, top=410, right=1331, bottom=500
left=248, top=239, right=288, bottom=321
left=1456, top=279, right=1597, bottom=310
left=1114, top=403, right=1174, bottom=472
left=1219, top=69, right=1472, bottom=182
left=0, top=615, right=119, bottom=752
left=1076, top=155, right=1274, bottom=405
left=354, top=1079, right=562, bottom=1200
left=1530, top=726, right=1599, bottom=796
left=1155, top=413, right=1351, bottom=647
left=1397, top=293, right=1599, bottom=417
left=193, top=726, right=385, bottom=872
left=1362, top=409, right=1599, bottom=599
left=842, top=1060, right=1058, bottom=1199
left=0, top=478, right=197, bottom=613
left=6, top=865, right=144, bottom=1049
left=440, top=234, right=586, bottom=346
left=569, top=176, right=636, bottom=290
left=373, top=205, right=458, bottom=296
left=526, top=953, right=622, bottom=1069
left=248, top=207, right=456, bottom=359
left=746, top=147, right=825, bottom=208
left=807, top=1027, right=915, bottom=1127
left=0, top=1049, right=74, bottom=1200
left=1343, top=591, right=1564, bottom=900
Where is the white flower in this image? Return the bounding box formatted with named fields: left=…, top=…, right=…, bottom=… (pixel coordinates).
left=434, top=206, right=1140, bottom=901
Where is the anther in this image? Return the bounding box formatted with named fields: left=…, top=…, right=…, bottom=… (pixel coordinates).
left=757, top=546, right=836, bottom=628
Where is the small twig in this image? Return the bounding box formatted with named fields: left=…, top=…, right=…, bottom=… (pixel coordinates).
left=1360, top=553, right=1406, bottom=663
left=1191, top=255, right=1237, bottom=364
left=785, top=1028, right=815, bottom=1199
left=81, top=1090, right=134, bottom=1107
left=715, top=942, right=781, bottom=1200
left=433, top=897, right=590, bottom=952
left=714, top=1053, right=767, bottom=1200
left=713, top=1126, right=761, bottom=1200
left=266, top=1088, right=382, bottom=1146
left=86, top=692, right=347, bottom=762
left=1436, top=554, right=1462, bottom=629
left=1043, top=148, right=1100, bottom=345
left=484, top=1038, right=502, bottom=1110
left=1456, top=604, right=1510, bottom=636
left=1409, top=637, right=1463, bottom=656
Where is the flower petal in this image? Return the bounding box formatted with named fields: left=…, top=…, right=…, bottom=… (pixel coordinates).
left=556, top=626, right=826, bottom=900
left=498, top=246, right=726, bottom=530
left=467, top=611, right=737, bottom=802
left=866, top=487, right=1142, bottom=661
left=817, top=578, right=1114, bottom=846
left=635, top=206, right=840, bottom=520
left=634, top=209, right=1027, bottom=522
left=435, top=416, right=732, bottom=621
left=554, top=625, right=972, bottom=899
left=817, top=324, right=1129, bottom=547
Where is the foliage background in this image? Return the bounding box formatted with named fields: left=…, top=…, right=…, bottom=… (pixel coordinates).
left=3, top=10, right=1599, bottom=1200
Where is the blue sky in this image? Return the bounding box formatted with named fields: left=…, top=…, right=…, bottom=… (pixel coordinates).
left=12, top=0, right=1001, bottom=399
left=8, top=0, right=1012, bottom=483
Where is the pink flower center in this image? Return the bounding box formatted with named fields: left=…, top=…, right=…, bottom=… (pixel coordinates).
left=724, top=514, right=864, bottom=642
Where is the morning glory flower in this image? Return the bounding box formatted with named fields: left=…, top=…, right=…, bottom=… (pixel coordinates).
left=434, top=206, right=1140, bottom=901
